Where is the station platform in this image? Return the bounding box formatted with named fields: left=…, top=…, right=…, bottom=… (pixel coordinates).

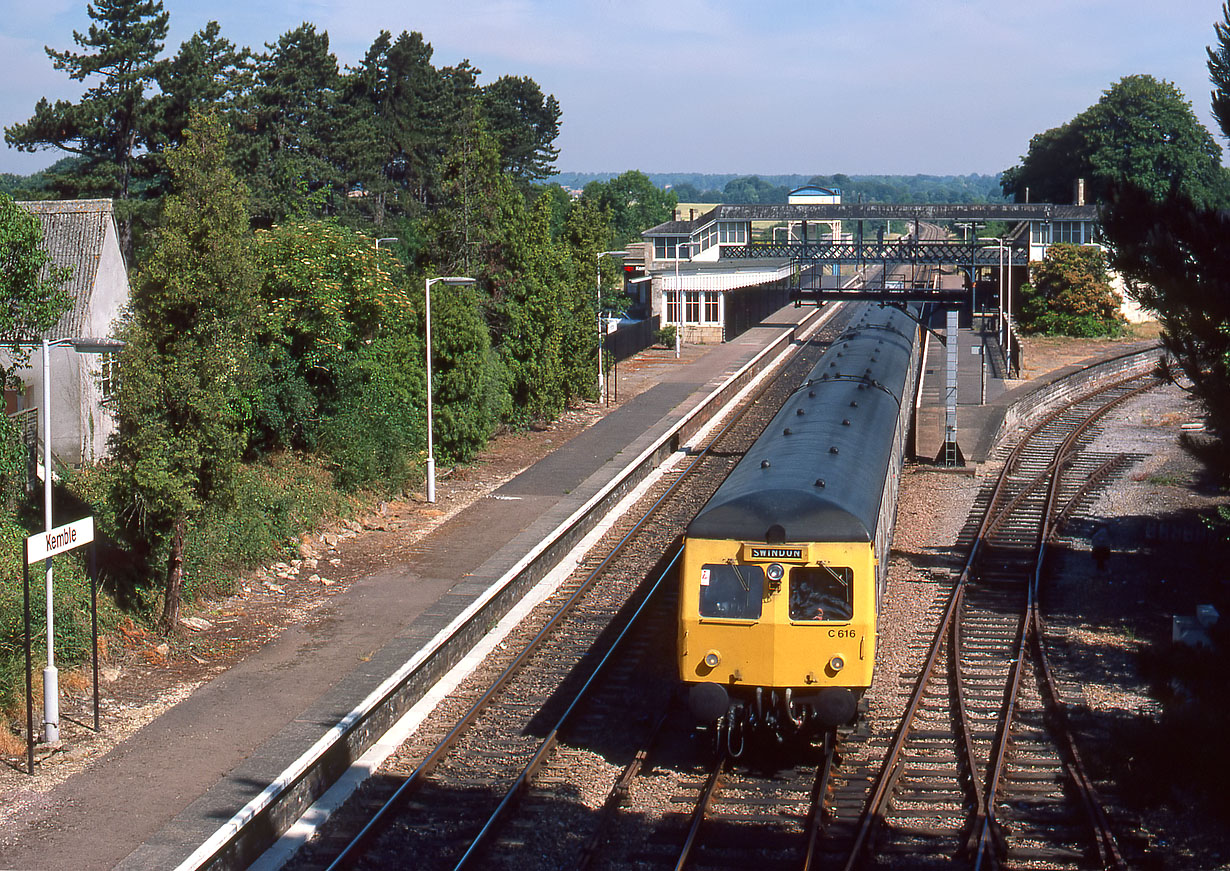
left=0, top=304, right=822, bottom=871
left=914, top=311, right=1019, bottom=466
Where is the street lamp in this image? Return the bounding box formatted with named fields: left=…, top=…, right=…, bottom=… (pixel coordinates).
left=375, top=237, right=397, bottom=277
left=596, top=250, right=625, bottom=400
left=424, top=277, right=476, bottom=504
left=37, top=335, right=123, bottom=743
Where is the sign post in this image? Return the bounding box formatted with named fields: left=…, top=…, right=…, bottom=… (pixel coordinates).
left=25, top=516, right=95, bottom=762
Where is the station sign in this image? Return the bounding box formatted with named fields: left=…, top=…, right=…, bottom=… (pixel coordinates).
left=27, top=516, right=94, bottom=563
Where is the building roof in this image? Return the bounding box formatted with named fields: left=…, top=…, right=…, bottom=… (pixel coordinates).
left=18, top=199, right=122, bottom=339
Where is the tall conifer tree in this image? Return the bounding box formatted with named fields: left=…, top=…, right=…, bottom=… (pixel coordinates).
left=110, top=109, right=259, bottom=630
left=4, top=0, right=169, bottom=254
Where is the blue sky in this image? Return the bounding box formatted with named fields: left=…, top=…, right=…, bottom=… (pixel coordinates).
left=2, top=0, right=1227, bottom=178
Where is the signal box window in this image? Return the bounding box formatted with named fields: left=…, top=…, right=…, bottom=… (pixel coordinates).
left=699, top=563, right=764, bottom=619
left=789, top=566, right=853, bottom=621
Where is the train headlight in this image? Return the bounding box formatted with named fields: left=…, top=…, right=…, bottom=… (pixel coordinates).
left=829, top=655, right=845, bottom=672
left=704, top=649, right=722, bottom=669
left=766, top=563, right=785, bottom=582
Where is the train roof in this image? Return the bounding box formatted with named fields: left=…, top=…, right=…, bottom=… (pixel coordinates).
left=687, top=305, right=918, bottom=544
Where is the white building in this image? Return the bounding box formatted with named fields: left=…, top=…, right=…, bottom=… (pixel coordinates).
left=4, top=199, right=129, bottom=465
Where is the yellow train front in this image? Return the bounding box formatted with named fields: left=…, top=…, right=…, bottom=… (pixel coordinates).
left=679, top=304, right=920, bottom=748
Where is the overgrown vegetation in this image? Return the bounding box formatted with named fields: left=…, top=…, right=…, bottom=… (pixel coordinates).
left=0, top=518, right=109, bottom=719
left=1017, top=244, right=1124, bottom=337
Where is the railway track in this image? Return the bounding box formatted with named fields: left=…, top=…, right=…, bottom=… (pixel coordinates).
left=284, top=305, right=862, bottom=870
left=831, top=372, right=1158, bottom=870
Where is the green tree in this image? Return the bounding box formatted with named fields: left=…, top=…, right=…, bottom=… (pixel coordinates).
left=1002, top=75, right=1230, bottom=209
left=109, top=110, right=259, bottom=631
left=429, top=279, right=508, bottom=461
left=335, top=30, right=454, bottom=224
left=721, top=175, right=789, bottom=204
left=1103, top=188, right=1230, bottom=438
left=0, top=194, right=72, bottom=511
left=481, top=75, right=561, bottom=188
left=148, top=22, right=250, bottom=173
left=1099, top=6, right=1230, bottom=446
left=1017, top=243, right=1123, bottom=337
left=560, top=195, right=615, bottom=399
left=4, top=0, right=169, bottom=254
left=427, top=115, right=524, bottom=282
left=234, top=24, right=341, bottom=224
left=0, top=194, right=72, bottom=378
left=499, top=196, right=571, bottom=421
left=581, top=170, right=677, bottom=248
left=1212, top=3, right=1230, bottom=142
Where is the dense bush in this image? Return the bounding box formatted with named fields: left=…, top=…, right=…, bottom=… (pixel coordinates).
left=430, top=281, right=510, bottom=463
left=0, top=416, right=29, bottom=517
left=1018, top=244, right=1124, bottom=337
left=177, top=453, right=351, bottom=596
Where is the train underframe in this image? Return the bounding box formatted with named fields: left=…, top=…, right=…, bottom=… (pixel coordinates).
left=690, top=681, right=862, bottom=755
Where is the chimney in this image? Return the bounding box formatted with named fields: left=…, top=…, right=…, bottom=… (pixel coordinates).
left=1074, top=178, right=1086, bottom=206
left=689, top=208, right=696, bottom=220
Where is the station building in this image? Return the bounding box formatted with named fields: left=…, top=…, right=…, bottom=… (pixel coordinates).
left=634, top=189, right=1103, bottom=344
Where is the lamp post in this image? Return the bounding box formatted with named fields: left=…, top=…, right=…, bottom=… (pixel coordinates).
left=595, top=250, right=625, bottom=401
left=375, top=237, right=397, bottom=277
left=424, top=277, right=476, bottom=504
left=36, top=335, right=122, bottom=743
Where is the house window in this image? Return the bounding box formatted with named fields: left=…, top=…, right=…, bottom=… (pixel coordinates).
left=99, top=352, right=120, bottom=402
left=1031, top=222, right=1051, bottom=245
left=719, top=222, right=747, bottom=244
left=654, top=236, right=688, bottom=260
left=685, top=291, right=700, bottom=323
left=665, top=291, right=681, bottom=324
left=703, top=292, right=719, bottom=323
left=1054, top=221, right=1085, bottom=244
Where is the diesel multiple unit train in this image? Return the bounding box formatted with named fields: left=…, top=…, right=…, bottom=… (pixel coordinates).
left=678, top=303, right=922, bottom=748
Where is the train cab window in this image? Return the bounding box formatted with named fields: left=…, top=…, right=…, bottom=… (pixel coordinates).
left=699, top=563, right=765, bottom=619
left=789, top=566, right=854, bottom=621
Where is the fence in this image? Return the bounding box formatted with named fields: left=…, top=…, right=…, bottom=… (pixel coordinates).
left=723, top=278, right=793, bottom=340
left=603, top=315, right=661, bottom=362
left=10, top=407, right=39, bottom=492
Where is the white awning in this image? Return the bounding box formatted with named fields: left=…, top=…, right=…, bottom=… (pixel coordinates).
left=657, top=263, right=794, bottom=292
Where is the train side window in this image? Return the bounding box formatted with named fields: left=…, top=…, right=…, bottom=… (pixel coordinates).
left=699, top=563, right=764, bottom=619
left=789, top=566, right=854, bottom=621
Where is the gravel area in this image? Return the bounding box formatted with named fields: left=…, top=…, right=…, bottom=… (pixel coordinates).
left=1041, top=383, right=1229, bottom=868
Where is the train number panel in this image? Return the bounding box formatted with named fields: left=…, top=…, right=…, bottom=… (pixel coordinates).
left=677, top=304, right=920, bottom=749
